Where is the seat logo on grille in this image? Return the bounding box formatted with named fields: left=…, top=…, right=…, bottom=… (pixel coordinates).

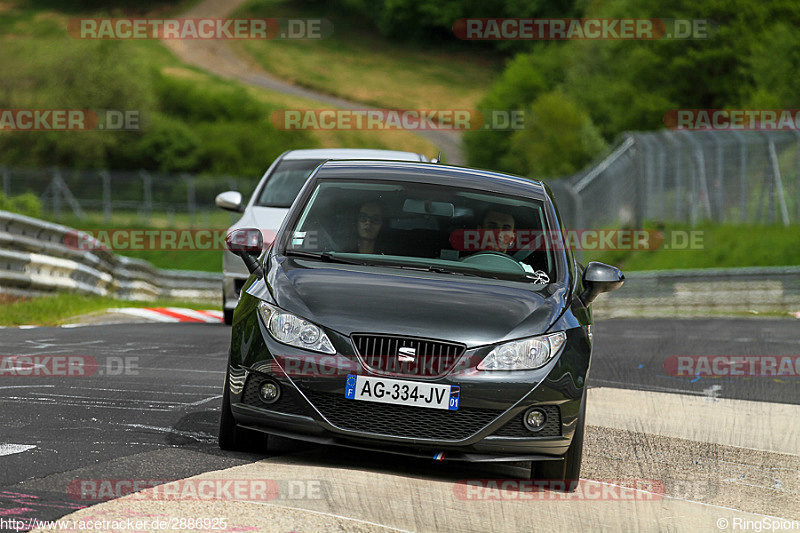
left=397, top=347, right=417, bottom=362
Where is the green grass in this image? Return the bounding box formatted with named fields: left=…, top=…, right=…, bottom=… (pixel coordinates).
left=0, top=293, right=221, bottom=327
left=233, top=0, right=501, bottom=111
left=583, top=223, right=800, bottom=271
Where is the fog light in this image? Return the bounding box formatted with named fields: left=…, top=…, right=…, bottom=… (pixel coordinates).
left=524, top=408, right=547, bottom=432
left=258, top=381, right=280, bottom=404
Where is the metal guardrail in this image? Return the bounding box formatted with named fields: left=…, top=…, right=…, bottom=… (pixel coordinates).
left=0, top=210, right=221, bottom=302
left=593, top=266, right=800, bottom=316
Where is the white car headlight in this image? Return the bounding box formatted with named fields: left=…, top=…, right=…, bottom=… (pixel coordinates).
left=478, top=331, right=567, bottom=371
left=257, top=302, right=336, bottom=354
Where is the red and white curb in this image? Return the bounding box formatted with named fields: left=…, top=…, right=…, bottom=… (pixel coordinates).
left=793, top=311, right=800, bottom=319
left=113, top=307, right=224, bottom=323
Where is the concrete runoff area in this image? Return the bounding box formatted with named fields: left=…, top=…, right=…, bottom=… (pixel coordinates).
left=30, top=386, right=800, bottom=532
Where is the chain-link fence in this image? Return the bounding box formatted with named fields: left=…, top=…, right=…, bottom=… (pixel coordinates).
left=5, top=129, right=800, bottom=230
left=0, top=167, right=257, bottom=225
left=550, top=130, right=800, bottom=232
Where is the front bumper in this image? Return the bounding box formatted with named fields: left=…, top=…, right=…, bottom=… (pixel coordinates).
left=226, top=307, right=590, bottom=462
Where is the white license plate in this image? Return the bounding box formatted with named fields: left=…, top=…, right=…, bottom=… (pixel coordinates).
left=344, top=374, right=460, bottom=411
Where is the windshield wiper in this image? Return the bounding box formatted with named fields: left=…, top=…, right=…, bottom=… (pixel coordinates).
left=284, top=250, right=367, bottom=265
left=377, top=262, right=485, bottom=277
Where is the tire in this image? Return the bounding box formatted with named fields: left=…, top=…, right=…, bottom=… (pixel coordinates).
left=222, top=290, right=234, bottom=325
left=218, top=371, right=269, bottom=452
left=531, top=390, right=586, bottom=492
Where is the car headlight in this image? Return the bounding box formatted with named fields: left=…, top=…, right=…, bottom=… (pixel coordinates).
left=257, top=302, right=336, bottom=354
left=478, top=331, right=567, bottom=371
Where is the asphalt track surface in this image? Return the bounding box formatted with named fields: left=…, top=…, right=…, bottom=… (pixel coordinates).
left=1, top=318, right=798, bottom=530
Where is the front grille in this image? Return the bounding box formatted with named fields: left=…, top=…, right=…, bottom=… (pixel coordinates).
left=492, top=405, right=561, bottom=438
left=303, top=390, right=502, bottom=440
left=241, top=373, right=310, bottom=416
left=352, top=334, right=466, bottom=378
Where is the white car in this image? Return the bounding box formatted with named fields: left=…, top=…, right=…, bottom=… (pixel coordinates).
left=215, top=148, right=429, bottom=324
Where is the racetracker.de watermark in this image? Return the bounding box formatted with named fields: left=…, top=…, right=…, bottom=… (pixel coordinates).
left=270, top=109, right=525, bottom=131
left=68, top=18, right=332, bottom=39
left=67, top=478, right=324, bottom=502
left=0, top=109, right=140, bottom=131
left=453, top=18, right=713, bottom=40
left=665, top=109, right=800, bottom=131
left=665, top=356, right=800, bottom=378
left=64, top=229, right=276, bottom=251
left=453, top=479, right=666, bottom=500
left=261, top=353, right=484, bottom=379
left=0, top=356, right=138, bottom=377
left=447, top=229, right=703, bottom=252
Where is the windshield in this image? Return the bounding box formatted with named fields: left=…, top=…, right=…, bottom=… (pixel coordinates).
left=282, top=179, right=560, bottom=283
left=255, top=159, right=326, bottom=207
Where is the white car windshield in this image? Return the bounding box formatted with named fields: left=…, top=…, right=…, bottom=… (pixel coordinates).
left=256, top=159, right=326, bottom=207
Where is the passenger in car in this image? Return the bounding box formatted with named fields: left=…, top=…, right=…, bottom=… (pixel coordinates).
left=356, top=200, right=386, bottom=254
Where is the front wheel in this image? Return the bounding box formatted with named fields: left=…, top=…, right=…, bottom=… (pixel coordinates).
left=531, top=390, right=586, bottom=492
left=218, top=371, right=269, bottom=452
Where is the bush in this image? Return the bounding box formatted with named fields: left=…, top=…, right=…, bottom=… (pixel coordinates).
left=0, top=34, right=315, bottom=175
left=0, top=192, right=43, bottom=217
left=504, top=91, right=607, bottom=176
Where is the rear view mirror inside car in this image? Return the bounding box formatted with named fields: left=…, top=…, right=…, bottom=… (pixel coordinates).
left=402, top=199, right=455, bottom=217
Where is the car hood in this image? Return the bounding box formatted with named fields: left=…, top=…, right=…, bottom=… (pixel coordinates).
left=267, top=258, right=567, bottom=348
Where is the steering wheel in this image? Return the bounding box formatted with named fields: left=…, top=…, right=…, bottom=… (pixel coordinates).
left=459, top=251, right=526, bottom=274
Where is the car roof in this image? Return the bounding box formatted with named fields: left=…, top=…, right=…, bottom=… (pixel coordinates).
left=282, top=149, right=427, bottom=161
left=313, top=160, right=547, bottom=198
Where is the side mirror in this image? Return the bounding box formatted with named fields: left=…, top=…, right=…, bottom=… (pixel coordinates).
left=215, top=191, right=244, bottom=213
left=580, top=261, right=624, bottom=306
left=226, top=228, right=264, bottom=277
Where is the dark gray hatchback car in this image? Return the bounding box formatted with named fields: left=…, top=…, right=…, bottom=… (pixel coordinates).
left=219, top=160, right=623, bottom=490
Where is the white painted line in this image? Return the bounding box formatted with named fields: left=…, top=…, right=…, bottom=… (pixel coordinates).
left=587, top=387, right=800, bottom=456
left=0, top=444, right=36, bottom=456
left=184, top=394, right=223, bottom=406
left=0, top=385, right=55, bottom=391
